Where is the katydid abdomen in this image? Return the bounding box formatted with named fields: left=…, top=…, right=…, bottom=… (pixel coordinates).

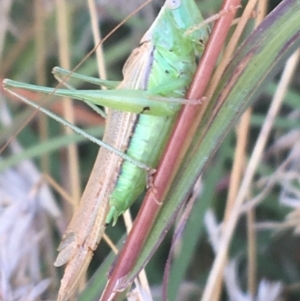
left=106, top=112, right=176, bottom=224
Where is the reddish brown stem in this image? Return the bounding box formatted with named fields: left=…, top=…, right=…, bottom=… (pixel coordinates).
left=100, top=0, right=240, bottom=300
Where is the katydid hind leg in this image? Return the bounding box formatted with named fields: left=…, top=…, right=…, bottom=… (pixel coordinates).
left=3, top=79, right=166, bottom=116
left=3, top=79, right=199, bottom=117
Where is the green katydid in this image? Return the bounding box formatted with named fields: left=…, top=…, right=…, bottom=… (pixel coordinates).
left=3, top=0, right=210, bottom=300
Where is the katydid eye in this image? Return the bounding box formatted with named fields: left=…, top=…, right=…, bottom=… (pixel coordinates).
left=165, top=0, right=181, bottom=9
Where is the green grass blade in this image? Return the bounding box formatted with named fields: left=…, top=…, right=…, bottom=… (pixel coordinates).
left=167, top=135, right=231, bottom=300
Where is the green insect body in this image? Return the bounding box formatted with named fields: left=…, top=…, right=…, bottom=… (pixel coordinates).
left=102, top=0, right=210, bottom=224
left=3, top=0, right=210, bottom=299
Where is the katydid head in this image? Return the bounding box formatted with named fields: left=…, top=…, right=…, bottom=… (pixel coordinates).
left=165, top=0, right=210, bottom=55
left=141, top=0, right=209, bottom=59
left=142, top=1, right=209, bottom=40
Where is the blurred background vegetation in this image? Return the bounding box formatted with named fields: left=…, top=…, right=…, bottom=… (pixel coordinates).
left=1, top=0, right=300, bottom=300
